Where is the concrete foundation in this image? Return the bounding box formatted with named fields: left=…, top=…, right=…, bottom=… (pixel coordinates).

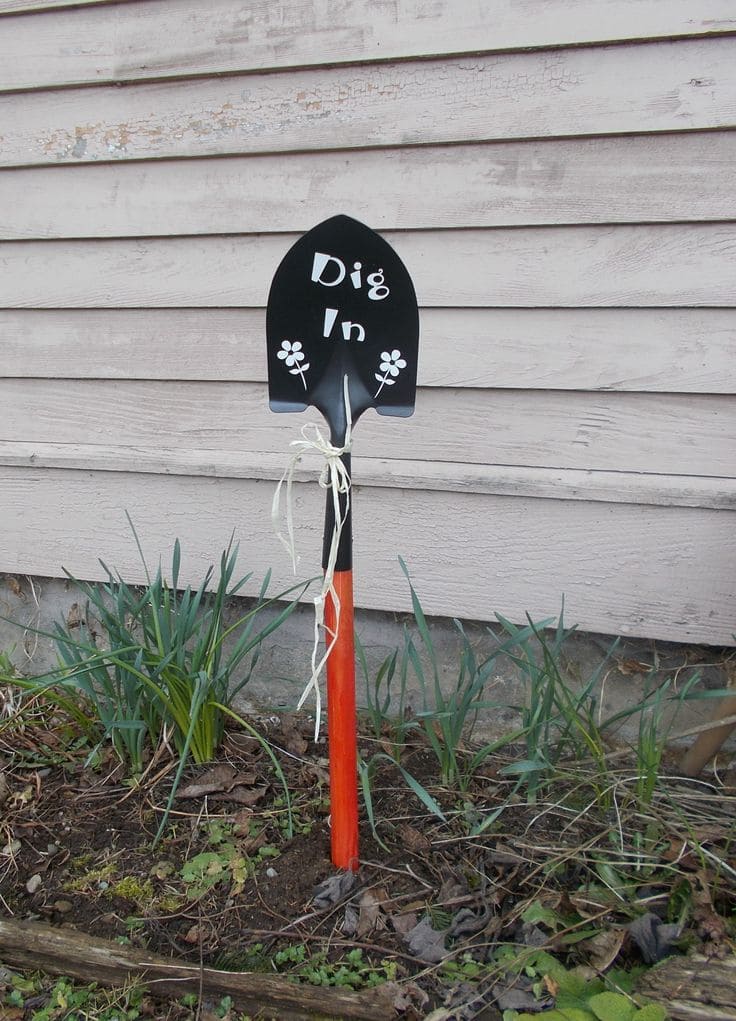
left=1, top=572, right=733, bottom=756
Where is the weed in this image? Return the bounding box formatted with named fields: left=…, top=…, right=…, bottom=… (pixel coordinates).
left=4, top=971, right=147, bottom=1021
left=272, top=944, right=397, bottom=989
left=357, top=638, right=414, bottom=759
left=180, top=819, right=280, bottom=899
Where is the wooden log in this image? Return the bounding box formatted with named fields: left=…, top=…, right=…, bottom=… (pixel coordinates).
left=637, top=953, right=736, bottom=1020
left=0, top=917, right=396, bottom=1021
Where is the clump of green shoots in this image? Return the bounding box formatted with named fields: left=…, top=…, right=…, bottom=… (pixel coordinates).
left=2, top=522, right=307, bottom=840
left=358, top=560, right=726, bottom=850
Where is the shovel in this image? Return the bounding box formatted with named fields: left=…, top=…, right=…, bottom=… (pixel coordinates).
left=266, top=215, right=419, bottom=870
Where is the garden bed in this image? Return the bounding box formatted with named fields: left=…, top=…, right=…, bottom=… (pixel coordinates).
left=1, top=705, right=734, bottom=1020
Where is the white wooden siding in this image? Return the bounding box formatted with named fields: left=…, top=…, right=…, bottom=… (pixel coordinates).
left=3, top=308, right=734, bottom=392
left=4, top=468, right=735, bottom=646
left=3, top=39, right=735, bottom=168
left=4, top=380, right=735, bottom=476
left=3, top=0, right=736, bottom=91
left=2, top=227, right=735, bottom=308
left=2, top=133, right=736, bottom=238
left=0, top=0, right=734, bottom=644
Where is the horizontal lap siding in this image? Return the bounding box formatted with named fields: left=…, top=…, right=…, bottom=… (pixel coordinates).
left=3, top=0, right=736, bottom=88
left=2, top=133, right=736, bottom=238
left=1, top=2, right=734, bottom=642
left=3, top=308, right=735, bottom=392
left=3, top=381, right=735, bottom=476
left=3, top=39, right=736, bottom=168
left=2, top=226, right=735, bottom=307
left=3, top=445, right=735, bottom=510
left=3, top=468, right=735, bottom=645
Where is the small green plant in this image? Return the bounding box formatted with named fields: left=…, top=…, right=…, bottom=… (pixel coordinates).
left=106, top=875, right=155, bottom=908
left=5, top=522, right=308, bottom=778
left=357, top=638, right=416, bottom=759
left=180, top=819, right=280, bottom=899
left=399, top=557, right=511, bottom=787
left=484, top=607, right=715, bottom=823
left=272, top=944, right=397, bottom=989
left=492, top=948, right=666, bottom=1021
left=4, top=971, right=148, bottom=1021
left=491, top=607, right=616, bottom=804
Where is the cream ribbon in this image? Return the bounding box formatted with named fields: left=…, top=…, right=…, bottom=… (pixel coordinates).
left=272, top=377, right=353, bottom=737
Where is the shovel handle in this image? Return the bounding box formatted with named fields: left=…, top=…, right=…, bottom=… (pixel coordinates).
left=322, top=452, right=352, bottom=572
left=325, top=568, right=359, bottom=871
left=322, top=451, right=358, bottom=871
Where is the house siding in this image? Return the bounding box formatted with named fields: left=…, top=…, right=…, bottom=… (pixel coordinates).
left=1, top=0, right=734, bottom=643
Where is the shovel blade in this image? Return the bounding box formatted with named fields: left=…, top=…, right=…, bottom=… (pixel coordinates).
left=266, top=215, right=419, bottom=439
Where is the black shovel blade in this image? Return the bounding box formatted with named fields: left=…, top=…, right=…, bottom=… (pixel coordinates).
left=266, top=215, right=419, bottom=442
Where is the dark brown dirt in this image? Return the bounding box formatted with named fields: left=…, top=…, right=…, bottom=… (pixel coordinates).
left=1, top=710, right=735, bottom=1019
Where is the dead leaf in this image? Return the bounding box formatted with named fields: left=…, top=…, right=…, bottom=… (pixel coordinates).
left=232, top=809, right=254, bottom=835
left=182, top=924, right=201, bottom=944
left=390, top=910, right=418, bottom=935
left=211, top=785, right=265, bottom=806
left=6, top=576, right=22, bottom=598
left=543, top=974, right=560, bottom=997
left=492, top=975, right=552, bottom=1012
left=577, top=927, right=626, bottom=972
left=519, top=921, right=548, bottom=948
left=66, top=602, right=83, bottom=629
left=0, top=772, right=8, bottom=808
left=342, top=902, right=359, bottom=936
left=312, top=871, right=356, bottom=910
left=224, top=732, right=264, bottom=760
left=438, top=872, right=465, bottom=905
left=305, top=761, right=330, bottom=786
left=448, top=905, right=493, bottom=940
left=177, top=765, right=259, bottom=801
left=238, top=827, right=268, bottom=855
left=384, top=979, right=429, bottom=1013
left=404, top=916, right=449, bottom=963
left=280, top=720, right=309, bottom=757
left=691, top=872, right=729, bottom=953
left=627, top=912, right=681, bottom=963
left=176, top=764, right=238, bottom=798
left=617, top=658, right=653, bottom=676
left=398, top=823, right=431, bottom=855
left=357, top=887, right=389, bottom=937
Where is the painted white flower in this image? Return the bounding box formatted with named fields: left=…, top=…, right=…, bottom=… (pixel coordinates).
left=379, top=350, right=406, bottom=377
left=374, top=349, right=407, bottom=397
left=278, top=339, right=310, bottom=390
left=277, top=340, right=305, bottom=367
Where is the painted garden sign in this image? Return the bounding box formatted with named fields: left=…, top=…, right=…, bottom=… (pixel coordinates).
left=266, top=215, right=419, bottom=870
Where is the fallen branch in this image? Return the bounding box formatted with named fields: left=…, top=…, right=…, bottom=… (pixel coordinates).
left=0, top=917, right=396, bottom=1021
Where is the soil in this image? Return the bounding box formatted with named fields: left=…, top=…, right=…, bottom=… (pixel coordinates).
left=1, top=710, right=735, bottom=1020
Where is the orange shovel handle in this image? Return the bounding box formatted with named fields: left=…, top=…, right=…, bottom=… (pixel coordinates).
left=325, top=569, right=359, bottom=871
